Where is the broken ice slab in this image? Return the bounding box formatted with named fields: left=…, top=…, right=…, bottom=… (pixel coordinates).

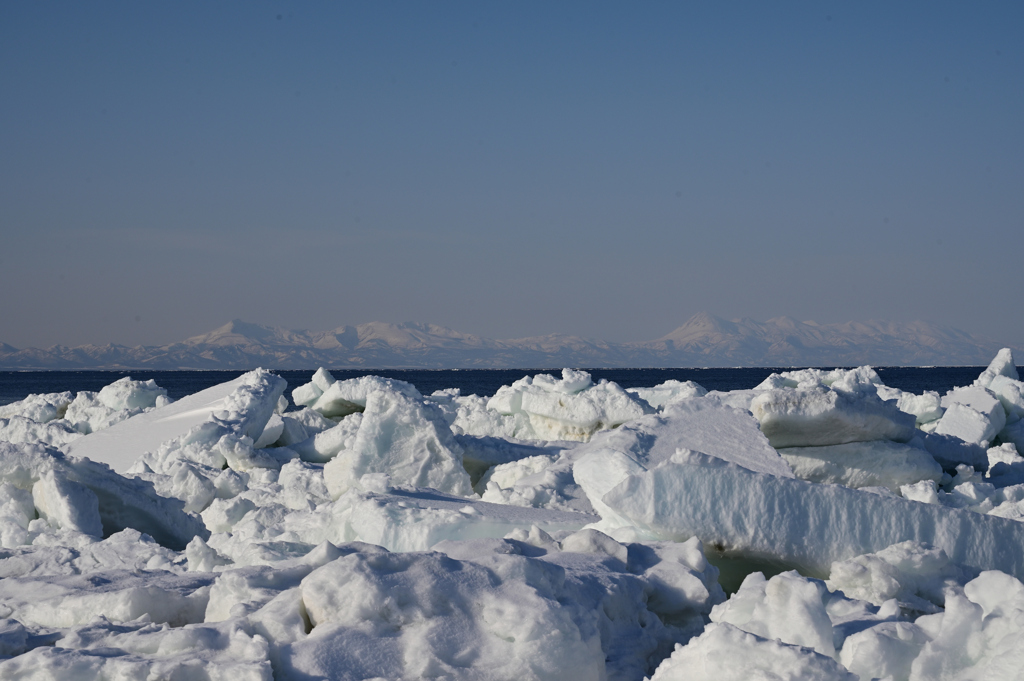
left=589, top=450, right=1024, bottom=581
left=64, top=370, right=285, bottom=474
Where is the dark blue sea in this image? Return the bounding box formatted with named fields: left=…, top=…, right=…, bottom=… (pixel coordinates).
left=0, top=366, right=1009, bottom=408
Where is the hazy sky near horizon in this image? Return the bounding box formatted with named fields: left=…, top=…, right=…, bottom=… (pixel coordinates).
left=2, top=2, right=1022, bottom=348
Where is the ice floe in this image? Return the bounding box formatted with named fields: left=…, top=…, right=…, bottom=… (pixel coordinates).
left=0, top=349, right=1022, bottom=678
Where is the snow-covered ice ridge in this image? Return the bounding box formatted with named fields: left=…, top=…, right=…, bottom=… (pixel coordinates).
left=1, top=353, right=1024, bottom=679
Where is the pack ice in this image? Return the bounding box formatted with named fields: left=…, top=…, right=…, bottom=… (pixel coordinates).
left=1, top=353, right=1024, bottom=679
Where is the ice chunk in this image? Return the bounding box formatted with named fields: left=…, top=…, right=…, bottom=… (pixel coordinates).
left=589, top=449, right=1024, bottom=580
left=710, top=570, right=836, bottom=658
left=311, top=374, right=421, bottom=418
left=0, top=618, right=271, bottom=680
left=289, top=547, right=608, bottom=681
left=933, top=385, right=1007, bottom=450
left=756, top=366, right=882, bottom=392
left=827, top=541, right=971, bottom=612
left=901, top=479, right=941, bottom=505
left=283, top=407, right=336, bottom=436
left=31, top=470, right=103, bottom=537
left=1000, top=418, right=1024, bottom=453
left=331, top=487, right=597, bottom=552
left=988, top=442, right=1022, bottom=469
left=435, top=534, right=723, bottom=679
left=0, top=569, right=213, bottom=628
left=916, top=431, right=989, bottom=470
left=323, top=388, right=472, bottom=497
left=0, top=392, right=74, bottom=423
left=703, top=388, right=761, bottom=412
left=0, top=416, right=82, bottom=447
left=479, top=448, right=594, bottom=513
left=290, top=412, right=362, bottom=463
left=648, top=622, right=857, bottom=681
left=65, top=370, right=286, bottom=474
left=627, top=380, right=707, bottom=410
left=933, top=401, right=1005, bottom=449
left=448, top=392, right=534, bottom=439
left=291, top=367, right=338, bottom=407
left=204, top=542, right=347, bottom=622
left=277, top=460, right=332, bottom=510
left=284, top=534, right=719, bottom=681
left=778, top=440, right=942, bottom=492
left=0, top=441, right=207, bottom=550
left=486, top=369, right=654, bottom=442
left=291, top=382, right=322, bottom=408
left=839, top=620, right=929, bottom=681
left=989, top=374, right=1024, bottom=423
left=876, top=385, right=944, bottom=425
left=751, top=386, right=916, bottom=448
left=310, top=367, right=336, bottom=392
left=976, top=347, right=1019, bottom=388
left=253, top=413, right=284, bottom=449
left=0, top=528, right=180, bottom=578
left=99, top=376, right=167, bottom=410
left=942, top=384, right=1005, bottom=419
left=908, top=570, right=1024, bottom=679
left=456, top=434, right=570, bottom=480
left=202, top=496, right=258, bottom=533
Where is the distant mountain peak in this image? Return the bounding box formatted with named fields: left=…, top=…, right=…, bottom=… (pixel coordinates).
left=185, top=320, right=285, bottom=346
left=657, top=312, right=738, bottom=342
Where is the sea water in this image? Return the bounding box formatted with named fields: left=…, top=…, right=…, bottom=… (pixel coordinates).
left=0, top=366, right=1002, bottom=407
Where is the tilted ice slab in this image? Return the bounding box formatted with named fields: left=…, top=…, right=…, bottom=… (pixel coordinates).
left=576, top=396, right=792, bottom=479
left=976, top=347, right=1019, bottom=388
left=573, top=397, right=793, bottom=526
left=589, top=450, right=1024, bottom=580
left=65, top=370, right=285, bottom=474
left=990, top=375, right=1024, bottom=423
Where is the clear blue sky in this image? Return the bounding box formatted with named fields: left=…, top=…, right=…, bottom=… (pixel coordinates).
left=2, top=2, right=1022, bottom=348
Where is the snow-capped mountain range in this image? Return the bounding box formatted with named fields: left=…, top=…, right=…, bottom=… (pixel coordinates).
left=1, top=313, right=1018, bottom=369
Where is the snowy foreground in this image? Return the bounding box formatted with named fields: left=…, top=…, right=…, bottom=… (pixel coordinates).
left=1, top=354, right=1024, bottom=679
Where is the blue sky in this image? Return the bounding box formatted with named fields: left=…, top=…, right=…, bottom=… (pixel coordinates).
left=1, top=2, right=1021, bottom=347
